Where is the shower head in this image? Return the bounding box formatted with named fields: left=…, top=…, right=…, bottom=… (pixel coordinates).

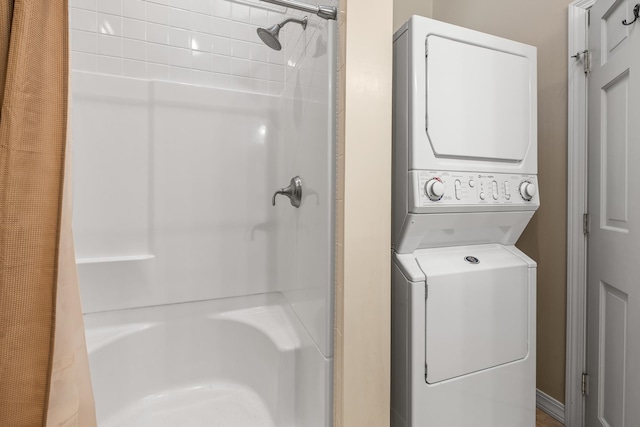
left=257, top=16, right=308, bottom=51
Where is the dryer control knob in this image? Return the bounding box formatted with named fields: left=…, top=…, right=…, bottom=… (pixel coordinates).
left=425, top=178, right=445, bottom=201
left=519, top=182, right=537, bottom=201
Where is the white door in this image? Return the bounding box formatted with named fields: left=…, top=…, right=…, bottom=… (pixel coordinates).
left=587, top=1, right=640, bottom=426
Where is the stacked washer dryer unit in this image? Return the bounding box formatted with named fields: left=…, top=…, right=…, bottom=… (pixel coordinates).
left=391, top=16, right=539, bottom=427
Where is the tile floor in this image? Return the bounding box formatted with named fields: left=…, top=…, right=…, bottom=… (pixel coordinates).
left=536, top=409, right=564, bottom=427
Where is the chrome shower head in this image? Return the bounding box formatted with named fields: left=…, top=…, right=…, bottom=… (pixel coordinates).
left=257, top=16, right=308, bottom=51
left=257, top=25, right=283, bottom=50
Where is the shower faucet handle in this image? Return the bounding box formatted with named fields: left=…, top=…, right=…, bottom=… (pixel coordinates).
left=272, top=176, right=303, bottom=208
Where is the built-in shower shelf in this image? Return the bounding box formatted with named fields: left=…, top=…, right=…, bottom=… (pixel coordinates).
left=76, top=254, right=155, bottom=265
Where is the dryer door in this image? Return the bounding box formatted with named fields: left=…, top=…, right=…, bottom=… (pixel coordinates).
left=415, top=245, right=529, bottom=384
left=426, top=35, right=532, bottom=163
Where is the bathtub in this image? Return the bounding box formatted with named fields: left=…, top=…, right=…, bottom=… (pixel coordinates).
left=84, top=293, right=331, bottom=427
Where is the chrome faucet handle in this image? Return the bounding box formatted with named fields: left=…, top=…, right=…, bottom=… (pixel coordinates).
left=272, top=176, right=302, bottom=208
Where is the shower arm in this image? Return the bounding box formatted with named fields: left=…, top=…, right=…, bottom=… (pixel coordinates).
left=277, top=17, right=308, bottom=29
left=258, top=0, right=337, bottom=20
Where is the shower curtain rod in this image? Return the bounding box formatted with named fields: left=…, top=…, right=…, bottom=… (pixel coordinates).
left=258, top=0, right=337, bottom=20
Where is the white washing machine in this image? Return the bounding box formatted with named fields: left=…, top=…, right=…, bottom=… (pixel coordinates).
left=391, top=16, right=538, bottom=427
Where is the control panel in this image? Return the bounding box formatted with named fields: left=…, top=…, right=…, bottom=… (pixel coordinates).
left=409, top=170, right=539, bottom=212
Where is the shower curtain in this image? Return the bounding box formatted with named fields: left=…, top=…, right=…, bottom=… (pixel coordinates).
left=0, top=1, right=96, bottom=426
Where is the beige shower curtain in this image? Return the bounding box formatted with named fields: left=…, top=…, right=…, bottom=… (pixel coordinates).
left=0, top=1, right=96, bottom=426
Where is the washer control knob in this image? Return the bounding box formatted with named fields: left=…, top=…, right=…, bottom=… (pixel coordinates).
left=519, top=181, right=537, bottom=201
left=425, top=178, right=445, bottom=201
left=479, top=192, right=486, bottom=200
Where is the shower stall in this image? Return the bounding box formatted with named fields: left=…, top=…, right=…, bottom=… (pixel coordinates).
left=69, top=0, right=337, bottom=425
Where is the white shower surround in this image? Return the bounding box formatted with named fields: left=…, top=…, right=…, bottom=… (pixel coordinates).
left=71, top=3, right=336, bottom=424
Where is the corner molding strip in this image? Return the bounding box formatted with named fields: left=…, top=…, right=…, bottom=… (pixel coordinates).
left=258, top=0, right=337, bottom=20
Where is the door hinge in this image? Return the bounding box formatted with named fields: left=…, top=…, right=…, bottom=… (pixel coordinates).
left=583, top=50, right=591, bottom=74
left=425, top=283, right=429, bottom=299
left=582, top=373, right=590, bottom=396
left=570, top=50, right=591, bottom=74
left=587, top=9, right=591, bottom=26
left=425, top=364, right=428, bottom=379
left=583, top=213, right=590, bottom=235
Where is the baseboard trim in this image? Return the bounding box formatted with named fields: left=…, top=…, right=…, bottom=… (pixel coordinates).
left=537, top=389, right=565, bottom=424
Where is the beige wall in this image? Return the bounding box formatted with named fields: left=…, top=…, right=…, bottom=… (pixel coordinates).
left=394, top=0, right=433, bottom=31
left=432, top=0, right=572, bottom=403
left=334, top=0, right=394, bottom=425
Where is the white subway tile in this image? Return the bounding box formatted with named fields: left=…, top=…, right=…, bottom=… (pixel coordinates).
left=249, top=8, right=268, bottom=27
left=70, top=0, right=97, bottom=11
left=190, top=12, right=211, bottom=33
left=70, top=8, right=98, bottom=32
left=169, top=47, right=192, bottom=68
left=191, top=0, right=211, bottom=15
left=123, top=59, right=147, bottom=78
left=231, top=40, right=250, bottom=59
left=97, top=0, right=121, bottom=15
left=169, top=27, right=190, bottom=48
left=211, top=35, right=232, bottom=55
left=266, top=11, right=285, bottom=26
left=147, top=23, right=170, bottom=44
left=250, top=61, right=269, bottom=80
left=71, top=51, right=98, bottom=72
left=229, top=21, right=252, bottom=42
left=211, top=0, right=230, bottom=19
left=71, top=30, right=98, bottom=53
left=169, top=7, right=191, bottom=29
left=98, top=13, right=122, bottom=36
left=97, top=55, right=123, bottom=75
left=268, top=47, right=284, bottom=64
left=231, top=58, right=251, bottom=77
left=68, top=0, right=298, bottom=91
left=192, top=51, right=212, bottom=71
left=268, top=63, right=284, bottom=81
left=123, top=0, right=146, bottom=20
left=147, top=63, right=170, bottom=80
left=230, top=3, right=250, bottom=22
left=169, top=0, right=191, bottom=10
left=123, top=18, right=146, bottom=40
left=169, top=66, right=192, bottom=83
left=211, top=17, right=232, bottom=37
left=98, top=34, right=122, bottom=57
left=123, top=38, right=146, bottom=61
left=250, top=43, right=269, bottom=62
left=211, top=54, right=232, bottom=74
left=147, top=2, right=170, bottom=25
left=148, top=43, right=170, bottom=64
left=190, top=32, right=212, bottom=52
